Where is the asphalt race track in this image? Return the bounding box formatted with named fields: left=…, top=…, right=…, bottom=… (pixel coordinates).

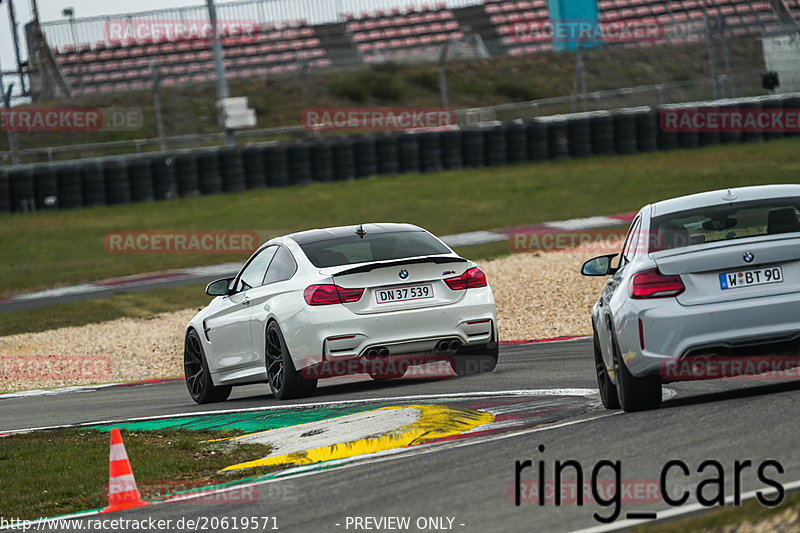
left=3, top=339, right=800, bottom=533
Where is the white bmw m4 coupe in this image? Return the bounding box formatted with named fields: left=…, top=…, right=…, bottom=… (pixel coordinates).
left=184, top=223, right=498, bottom=403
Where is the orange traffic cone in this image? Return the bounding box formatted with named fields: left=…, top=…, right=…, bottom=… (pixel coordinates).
left=100, top=428, right=149, bottom=513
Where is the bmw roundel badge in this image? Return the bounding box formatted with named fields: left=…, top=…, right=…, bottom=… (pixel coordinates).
left=743, top=252, right=754, bottom=263
left=399, top=270, right=409, bottom=279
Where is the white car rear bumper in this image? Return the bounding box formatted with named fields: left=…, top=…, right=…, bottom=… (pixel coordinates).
left=280, top=288, right=496, bottom=370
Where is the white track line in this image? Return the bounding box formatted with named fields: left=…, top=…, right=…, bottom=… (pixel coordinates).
left=544, top=216, right=630, bottom=231
left=0, top=383, right=120, bottom=400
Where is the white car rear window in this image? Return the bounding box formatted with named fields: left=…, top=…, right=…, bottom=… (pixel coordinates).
left=300, top=231, right=451, bottom=268
left=650, top=198, right=800, bottom=251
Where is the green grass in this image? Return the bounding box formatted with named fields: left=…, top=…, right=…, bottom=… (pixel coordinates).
left=0, top=284, right=212, bottom=337
left=2, top=138, right=799, bottom=298
left=633, top=491, right=800, bottom=532
left=0, top=428, right=278, bottom=520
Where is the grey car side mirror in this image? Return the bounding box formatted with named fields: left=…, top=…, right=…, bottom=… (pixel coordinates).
left=206, top=278, right=234, bottom=296
left=581, top=254, right=618, bottom=276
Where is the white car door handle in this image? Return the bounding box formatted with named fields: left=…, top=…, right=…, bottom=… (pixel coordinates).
left=242, top=295, right=251, bottom=306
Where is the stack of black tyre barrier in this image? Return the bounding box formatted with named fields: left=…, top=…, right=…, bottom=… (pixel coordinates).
left=1, top=94, right=798, bottom=213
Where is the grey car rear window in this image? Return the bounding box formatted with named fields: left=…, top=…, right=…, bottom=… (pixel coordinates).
left=650, top=198, right=800, bottom=252
left=300, top=231, right=451, bottom=268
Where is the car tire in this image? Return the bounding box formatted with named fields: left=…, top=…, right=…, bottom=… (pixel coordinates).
left=612, top=334, right=662, bottom=412
left=594, top=330, right=620, bottom=410
left=451, top=342, right=499, bottom=376
left=184, top=330, right=233, bottom=404
left=266, top=321, right=318, bottom=400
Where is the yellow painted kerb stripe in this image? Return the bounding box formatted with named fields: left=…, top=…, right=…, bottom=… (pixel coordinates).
left=222, top=404, right=493, bottom=471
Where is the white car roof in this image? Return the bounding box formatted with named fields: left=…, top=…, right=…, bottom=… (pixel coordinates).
left=285, top=223, right=426, bottom=244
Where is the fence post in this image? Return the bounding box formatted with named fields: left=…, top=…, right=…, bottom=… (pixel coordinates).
left=571, top=40, right=587, bottom=113
left=703, top=11, right=720, bottom=100
left=439, top=41, right=451, bottom=110
left=298, top=57, right=310, bottom=110
left=207, top=0, right=234, bottom=146
left=6, top=0, right=28, bottom=94
left=0, top=55, right=20, bottom=165
left=717, top=16, right=735, bottom=98
left=150, top=60, right=168, bottom=152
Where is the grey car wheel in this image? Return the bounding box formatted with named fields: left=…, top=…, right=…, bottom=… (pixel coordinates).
left=594, top=330, right=620, bottom=410
left=612, top=334, right=662, bottom=412
left=266, top=321, right=317, bottom=400
left=184, top=330, right=232, bottom=404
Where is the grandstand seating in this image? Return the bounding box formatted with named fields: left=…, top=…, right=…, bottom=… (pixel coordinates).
left=54, top=22, right=332, bottom=96
left=343, top=2, right=465, bottom=61
left=47, top=0, right=799, bottom=96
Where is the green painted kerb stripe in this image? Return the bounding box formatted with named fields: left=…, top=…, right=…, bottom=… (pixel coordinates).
left=89, top=404, right=393, bottom=432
